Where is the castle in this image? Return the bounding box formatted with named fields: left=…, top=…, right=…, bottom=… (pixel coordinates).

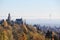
left=0, top=13, right=24, bottom=25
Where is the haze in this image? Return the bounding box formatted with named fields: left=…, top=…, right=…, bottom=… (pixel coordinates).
left=0, top=0, right=60, bottom=19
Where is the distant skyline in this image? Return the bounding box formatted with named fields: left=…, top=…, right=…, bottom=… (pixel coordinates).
left=0, top=0, right=60, bottom=20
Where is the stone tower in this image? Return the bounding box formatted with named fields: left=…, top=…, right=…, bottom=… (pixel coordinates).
left=8, top=13, right=11, bottom=21
left=6, top=13, right=11, bottom=24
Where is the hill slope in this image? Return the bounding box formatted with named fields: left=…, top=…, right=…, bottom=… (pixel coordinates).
left=0, top=20, right=45, bottom=40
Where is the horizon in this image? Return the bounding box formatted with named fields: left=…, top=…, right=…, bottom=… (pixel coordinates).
left=0, top=14, right=60, bottom=27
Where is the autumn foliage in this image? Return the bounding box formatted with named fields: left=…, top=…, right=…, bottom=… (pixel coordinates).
left=0, top=20, right=45, bottom=40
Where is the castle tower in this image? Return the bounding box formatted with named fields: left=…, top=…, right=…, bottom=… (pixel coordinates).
left=8, top=13, right=11, bottom=21
left=6, top=13, right=11, bottom=24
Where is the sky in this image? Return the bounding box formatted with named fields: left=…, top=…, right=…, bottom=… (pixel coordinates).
left=0, top=0, right=60, bottom=20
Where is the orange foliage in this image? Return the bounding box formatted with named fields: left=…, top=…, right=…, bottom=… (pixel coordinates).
left=0, top=20, right=46, bottom=40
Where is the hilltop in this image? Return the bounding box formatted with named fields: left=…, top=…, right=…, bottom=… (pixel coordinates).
left=0, top=14, right=59, bottom=40
left=0, top=20, right=45, bottom=40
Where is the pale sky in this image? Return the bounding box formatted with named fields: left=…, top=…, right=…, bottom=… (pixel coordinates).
left=0, top=0, right=60, bottom=20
